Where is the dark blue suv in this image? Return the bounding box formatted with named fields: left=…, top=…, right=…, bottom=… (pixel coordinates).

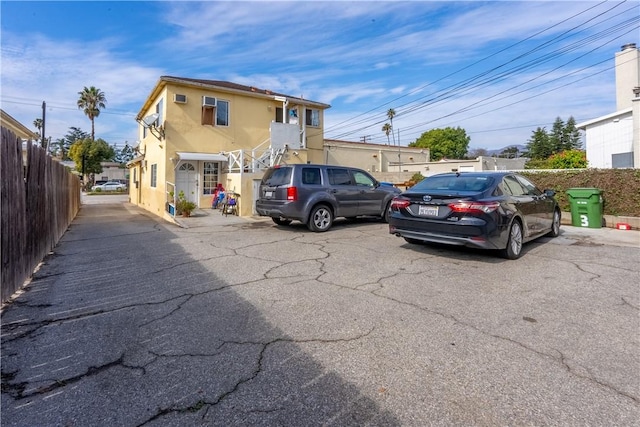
left=256, top=164, right=401, bottom=232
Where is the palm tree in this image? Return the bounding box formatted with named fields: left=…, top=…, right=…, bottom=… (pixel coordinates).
left=33, top=118, right=43, bottom=136
left=387, top=108, right=396, bottom=146
left=382, top=123, right=392, bottom=145
left=77, top=86, right=107, bottom=141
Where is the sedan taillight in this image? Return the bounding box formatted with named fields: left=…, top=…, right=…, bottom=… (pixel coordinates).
left=390, top=196, right=411, bottom=210
left=449, top=201, right=500, bottom=213
left=287, top=186, right=298, bottom=201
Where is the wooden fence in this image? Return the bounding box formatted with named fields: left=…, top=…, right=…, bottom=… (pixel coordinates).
left=1, top=127, right=81, bottom=303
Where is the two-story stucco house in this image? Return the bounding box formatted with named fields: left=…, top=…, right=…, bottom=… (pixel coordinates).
left=128, top=77, right=330, bottom=220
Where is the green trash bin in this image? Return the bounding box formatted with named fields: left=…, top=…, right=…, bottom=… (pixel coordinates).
left=566, top=188, right=603, bottom=228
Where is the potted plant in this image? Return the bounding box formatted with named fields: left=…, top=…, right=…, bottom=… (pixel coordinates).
left=176, top=190, right=196, bottom=217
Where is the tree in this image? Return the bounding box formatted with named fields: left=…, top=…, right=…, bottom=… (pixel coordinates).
left=113, top=143, right=135, bottom=164
left=562, top=116, right=582, bottom=151
left=386, top=108, right=396, bottom=146
left=524, top=127, right=553, bottom=160
left=33, top=118, right=43, bottom=140
left=409, top=126, right=470, bottom=161
left=500, top=146, right=520, bottom=158
left=77, top=86, right=107, bottom=141
left=467, top=147, right=489, bottom=158
left=68, top=137, right=115, bottom=186
left=525, top=116, right=582, bottom=162
left=382, top=123, right=392, bottom=145
left=52, top=127, right=89, bottom=160
left=547, top=149, right=587, bottom=169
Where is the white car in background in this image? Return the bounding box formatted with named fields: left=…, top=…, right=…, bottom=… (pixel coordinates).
left=91, top=181, right=127, bottom=192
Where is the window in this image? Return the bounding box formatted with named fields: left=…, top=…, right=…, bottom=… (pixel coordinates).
left=327, top=168, right=352, bottom=186
left=150, top=164, right=157, bottom=188
left=515, top=175, right=542, bottom=196
left=305, top=108, right=320, bottom=127
left=156, top=98, right=163, bottom=126
left=352, top=170, right=375, bottom=187
left=261, top=166, right=292, bottom=186
left=275, top=107, right=298, bottom=124
left=202, top=162, right=220, bottom=195
left=301, top=167, right=321, bottom=185
left=612, top=152, right=633, bottom=168
left=216, top=99, right=229, bottom=126
left=502, top=176, right=527, bottom=196
left=201, top=98, right=229, bottom=126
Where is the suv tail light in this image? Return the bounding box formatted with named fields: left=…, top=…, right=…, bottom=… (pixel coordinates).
left=287, top=186, right=298, bottom=201
left=448, top=201, right=500, bottom=213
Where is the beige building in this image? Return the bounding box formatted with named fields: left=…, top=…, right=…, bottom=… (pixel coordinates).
left=128, top=77, right=330, bottom=219
left=1, top=109, right=39, bottom=166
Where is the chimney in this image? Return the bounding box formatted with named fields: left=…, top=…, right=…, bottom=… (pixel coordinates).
left=615, top=43, right=640, bottom=110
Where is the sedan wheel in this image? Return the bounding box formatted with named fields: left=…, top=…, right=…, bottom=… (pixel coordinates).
left=307, top=205, right=333, bottom=232
left=547, top=210, right=560, bottom=237
left=501, top=221, right=523, bottom=260
left=382, top=201, right=392, bottom=223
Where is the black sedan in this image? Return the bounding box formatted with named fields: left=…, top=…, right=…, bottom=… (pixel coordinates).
left=388, top=172, right=561, bottom=259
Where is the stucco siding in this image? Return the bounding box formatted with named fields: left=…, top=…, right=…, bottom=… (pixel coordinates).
left=585, top=112, right=634, bottom=168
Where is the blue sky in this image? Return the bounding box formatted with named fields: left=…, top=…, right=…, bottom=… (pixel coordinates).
left=1, top=1, right=638, bottom=151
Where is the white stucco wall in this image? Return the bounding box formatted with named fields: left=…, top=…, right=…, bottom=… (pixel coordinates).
left=583, top=111, right=634, bottom=168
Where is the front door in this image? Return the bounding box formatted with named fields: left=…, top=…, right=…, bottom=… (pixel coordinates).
left=176, top=162, right=198, bottom=205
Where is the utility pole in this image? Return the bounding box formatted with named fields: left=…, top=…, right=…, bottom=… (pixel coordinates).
left=397, top=129, right=401, bottom=173
left=360, top=135, right=370, bottom=143
left=41, top=101, right=47, bottom=151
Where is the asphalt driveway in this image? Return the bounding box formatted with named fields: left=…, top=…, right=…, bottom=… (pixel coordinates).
left=1, top=199, right=639, bottom=426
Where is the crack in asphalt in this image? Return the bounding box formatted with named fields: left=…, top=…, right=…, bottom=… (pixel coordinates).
left=328, top=273, right=640, bottom=404
left=3, top=219, right=637, bottom=425
left=135, top=330, right=375, bottom=426
left=1, top=353, right=134, bottom=400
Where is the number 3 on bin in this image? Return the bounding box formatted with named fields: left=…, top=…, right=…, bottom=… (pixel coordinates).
left=580, top=214, right=589, bottom=227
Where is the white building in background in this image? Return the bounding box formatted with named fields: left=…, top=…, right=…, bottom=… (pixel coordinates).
left=577, top=43, right=640, bottom=168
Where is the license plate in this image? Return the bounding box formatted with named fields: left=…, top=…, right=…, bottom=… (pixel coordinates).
left=418, top=205, right=438, bottom=216
left=265, top=191, right=273, bottom=198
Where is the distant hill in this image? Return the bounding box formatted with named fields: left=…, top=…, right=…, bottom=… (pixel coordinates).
left=485, top=144, right=527, bottom=157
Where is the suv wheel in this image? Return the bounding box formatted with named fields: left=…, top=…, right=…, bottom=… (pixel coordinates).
left=307, top=205, right=333, bottom=232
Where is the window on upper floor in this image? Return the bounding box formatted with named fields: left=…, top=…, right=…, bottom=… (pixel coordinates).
left=156, top=99, right=164, bottom=126
left=201, top=97, right=229, bottom=127
left=275, top=107, right=299, bottom=124
left=305, top=108, right=320, bottom=127
left=150, top=164, right=157, bottom=188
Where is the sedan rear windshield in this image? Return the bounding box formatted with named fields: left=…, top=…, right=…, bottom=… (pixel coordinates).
left=262, top=167, right=292, bottom=186
left=413, top=175, right=494, bottom=192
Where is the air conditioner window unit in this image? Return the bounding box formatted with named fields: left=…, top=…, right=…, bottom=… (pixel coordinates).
left=203, top=96, right=217, bottom=107
left=174, top=94, right=187, bottom=103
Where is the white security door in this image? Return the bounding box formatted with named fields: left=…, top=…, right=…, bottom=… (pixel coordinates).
left=176, top=162, right=198, bottom=205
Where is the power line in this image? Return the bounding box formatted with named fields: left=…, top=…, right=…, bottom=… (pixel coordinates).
left=326, top=1, right=637, bottom=143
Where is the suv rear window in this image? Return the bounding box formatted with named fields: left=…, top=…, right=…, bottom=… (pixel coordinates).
left=262, top=167, right=292, bottom=186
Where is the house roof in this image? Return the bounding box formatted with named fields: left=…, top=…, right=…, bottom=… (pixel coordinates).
left=576, top=107, right=632, bottom=129
left=0, top=109, right=39, bottom=140
left=137, top=76, right=331, bottom=119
